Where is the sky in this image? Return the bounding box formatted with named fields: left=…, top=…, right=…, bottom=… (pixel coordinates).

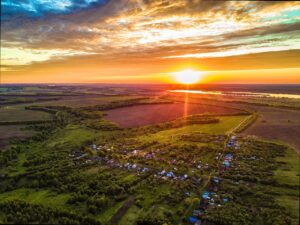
left=1, top=0, right=300, bottom=84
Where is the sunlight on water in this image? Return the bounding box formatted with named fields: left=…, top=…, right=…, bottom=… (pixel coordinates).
left=169, top=90, right=300, bottom=99
left=169, top=90, right=222, bottom=95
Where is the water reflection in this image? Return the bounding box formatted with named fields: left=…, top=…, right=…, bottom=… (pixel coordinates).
left=169, top=90, right=300, bottom=99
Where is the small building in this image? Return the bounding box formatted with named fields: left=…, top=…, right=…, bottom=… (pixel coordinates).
left=223, top=197, right=229, bottom=203
left=166, top=171, right=174, bottom=178
left=212, top=176, right=221, bottom=184
left=223, top=161, right=230, bottom=167
left=188, top=216, right=198, bottom=223
left=202, top=191, right=210, bottom=199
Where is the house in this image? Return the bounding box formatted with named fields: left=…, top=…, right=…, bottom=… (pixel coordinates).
left=169, top=159, right=176, bottom=164
left=141, top=167, right=149, bottom=173
left=223, top=197, right=229, bottom=203
left=132, top=150, right=138, bottom=155
left=159, top=169, right=166, bottom=175
left=192, top=209, right=204, bottom=217
left=188, top=216, right=198, bottom=223
left=223, top=161, right=230, bottom=167
left=166, top=171, right=174, bottom=178
left=224, top=153, right=233, bottom=161
left=202, top=191, right=210, bottom=199
left=145, top=152, right=155, bottom=159
left=213, top=176, right=221, bottom=184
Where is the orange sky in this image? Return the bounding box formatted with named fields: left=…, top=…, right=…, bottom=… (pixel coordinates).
left=1, top=0, right=300, bottom=84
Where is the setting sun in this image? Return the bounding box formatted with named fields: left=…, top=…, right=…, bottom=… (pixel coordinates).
left=173, top=69, right=203, bottom=84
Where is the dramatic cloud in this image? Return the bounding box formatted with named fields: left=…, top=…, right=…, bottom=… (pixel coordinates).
left=1, top=0, right=300, bottom=83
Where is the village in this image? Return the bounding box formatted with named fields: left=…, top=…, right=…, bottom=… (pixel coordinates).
left=187, top=136, right=238, bottom=225
left=68, top=134, right=241, bottom=225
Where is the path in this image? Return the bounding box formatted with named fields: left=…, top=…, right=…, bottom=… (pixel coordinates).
left=109, top=197, right=135, bottom=225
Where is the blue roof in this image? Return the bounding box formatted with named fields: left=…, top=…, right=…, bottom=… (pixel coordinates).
left=166, top=172, right=174, bottom=177
left=202, top=191, right=210, bottom=199
left=188, top=216, right=198, bottom=223
left=223, top=161, right=230, bottom=167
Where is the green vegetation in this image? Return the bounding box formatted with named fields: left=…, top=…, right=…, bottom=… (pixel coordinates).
left=0, top=189, right=70, bottom=209
left=275, top=147, right=299, bottom=186
left=274, top=147, right=300, bottom=223
left=0, top=85, right=298, bottom=225
left=137, top=115, right=247, bottom=144
left=201, top=140, right=299, bottom=225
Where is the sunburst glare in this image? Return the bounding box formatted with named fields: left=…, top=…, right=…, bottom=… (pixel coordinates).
left=173, top=69, right=203, bottom=84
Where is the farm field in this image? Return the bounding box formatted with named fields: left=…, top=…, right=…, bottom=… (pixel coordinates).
left=240, top=106, right=300, bottom=153
left=167, top=92, right=300, bottom=153
left=105, top=103, right=244, bottom=128
left=0, top=85, right=299, bottom=225
left=0, top=105, right=52, bottom=122
left=27, top=95, right=146, bottom=107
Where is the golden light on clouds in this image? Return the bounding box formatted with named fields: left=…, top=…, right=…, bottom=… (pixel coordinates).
left=1, top=0, right=300, bottom=83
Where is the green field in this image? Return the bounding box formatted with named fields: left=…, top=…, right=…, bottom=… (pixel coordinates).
left=274, top=147, right=300, bottom=224
left=0, top=189, right=70, bottom=210
left=45, top=124, right=97, bottom=149
left=30, top=95, right=145, bottom=107
left=137, top=115, right=247, bottom=143
left=275, top=147, right=299, bottom=186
